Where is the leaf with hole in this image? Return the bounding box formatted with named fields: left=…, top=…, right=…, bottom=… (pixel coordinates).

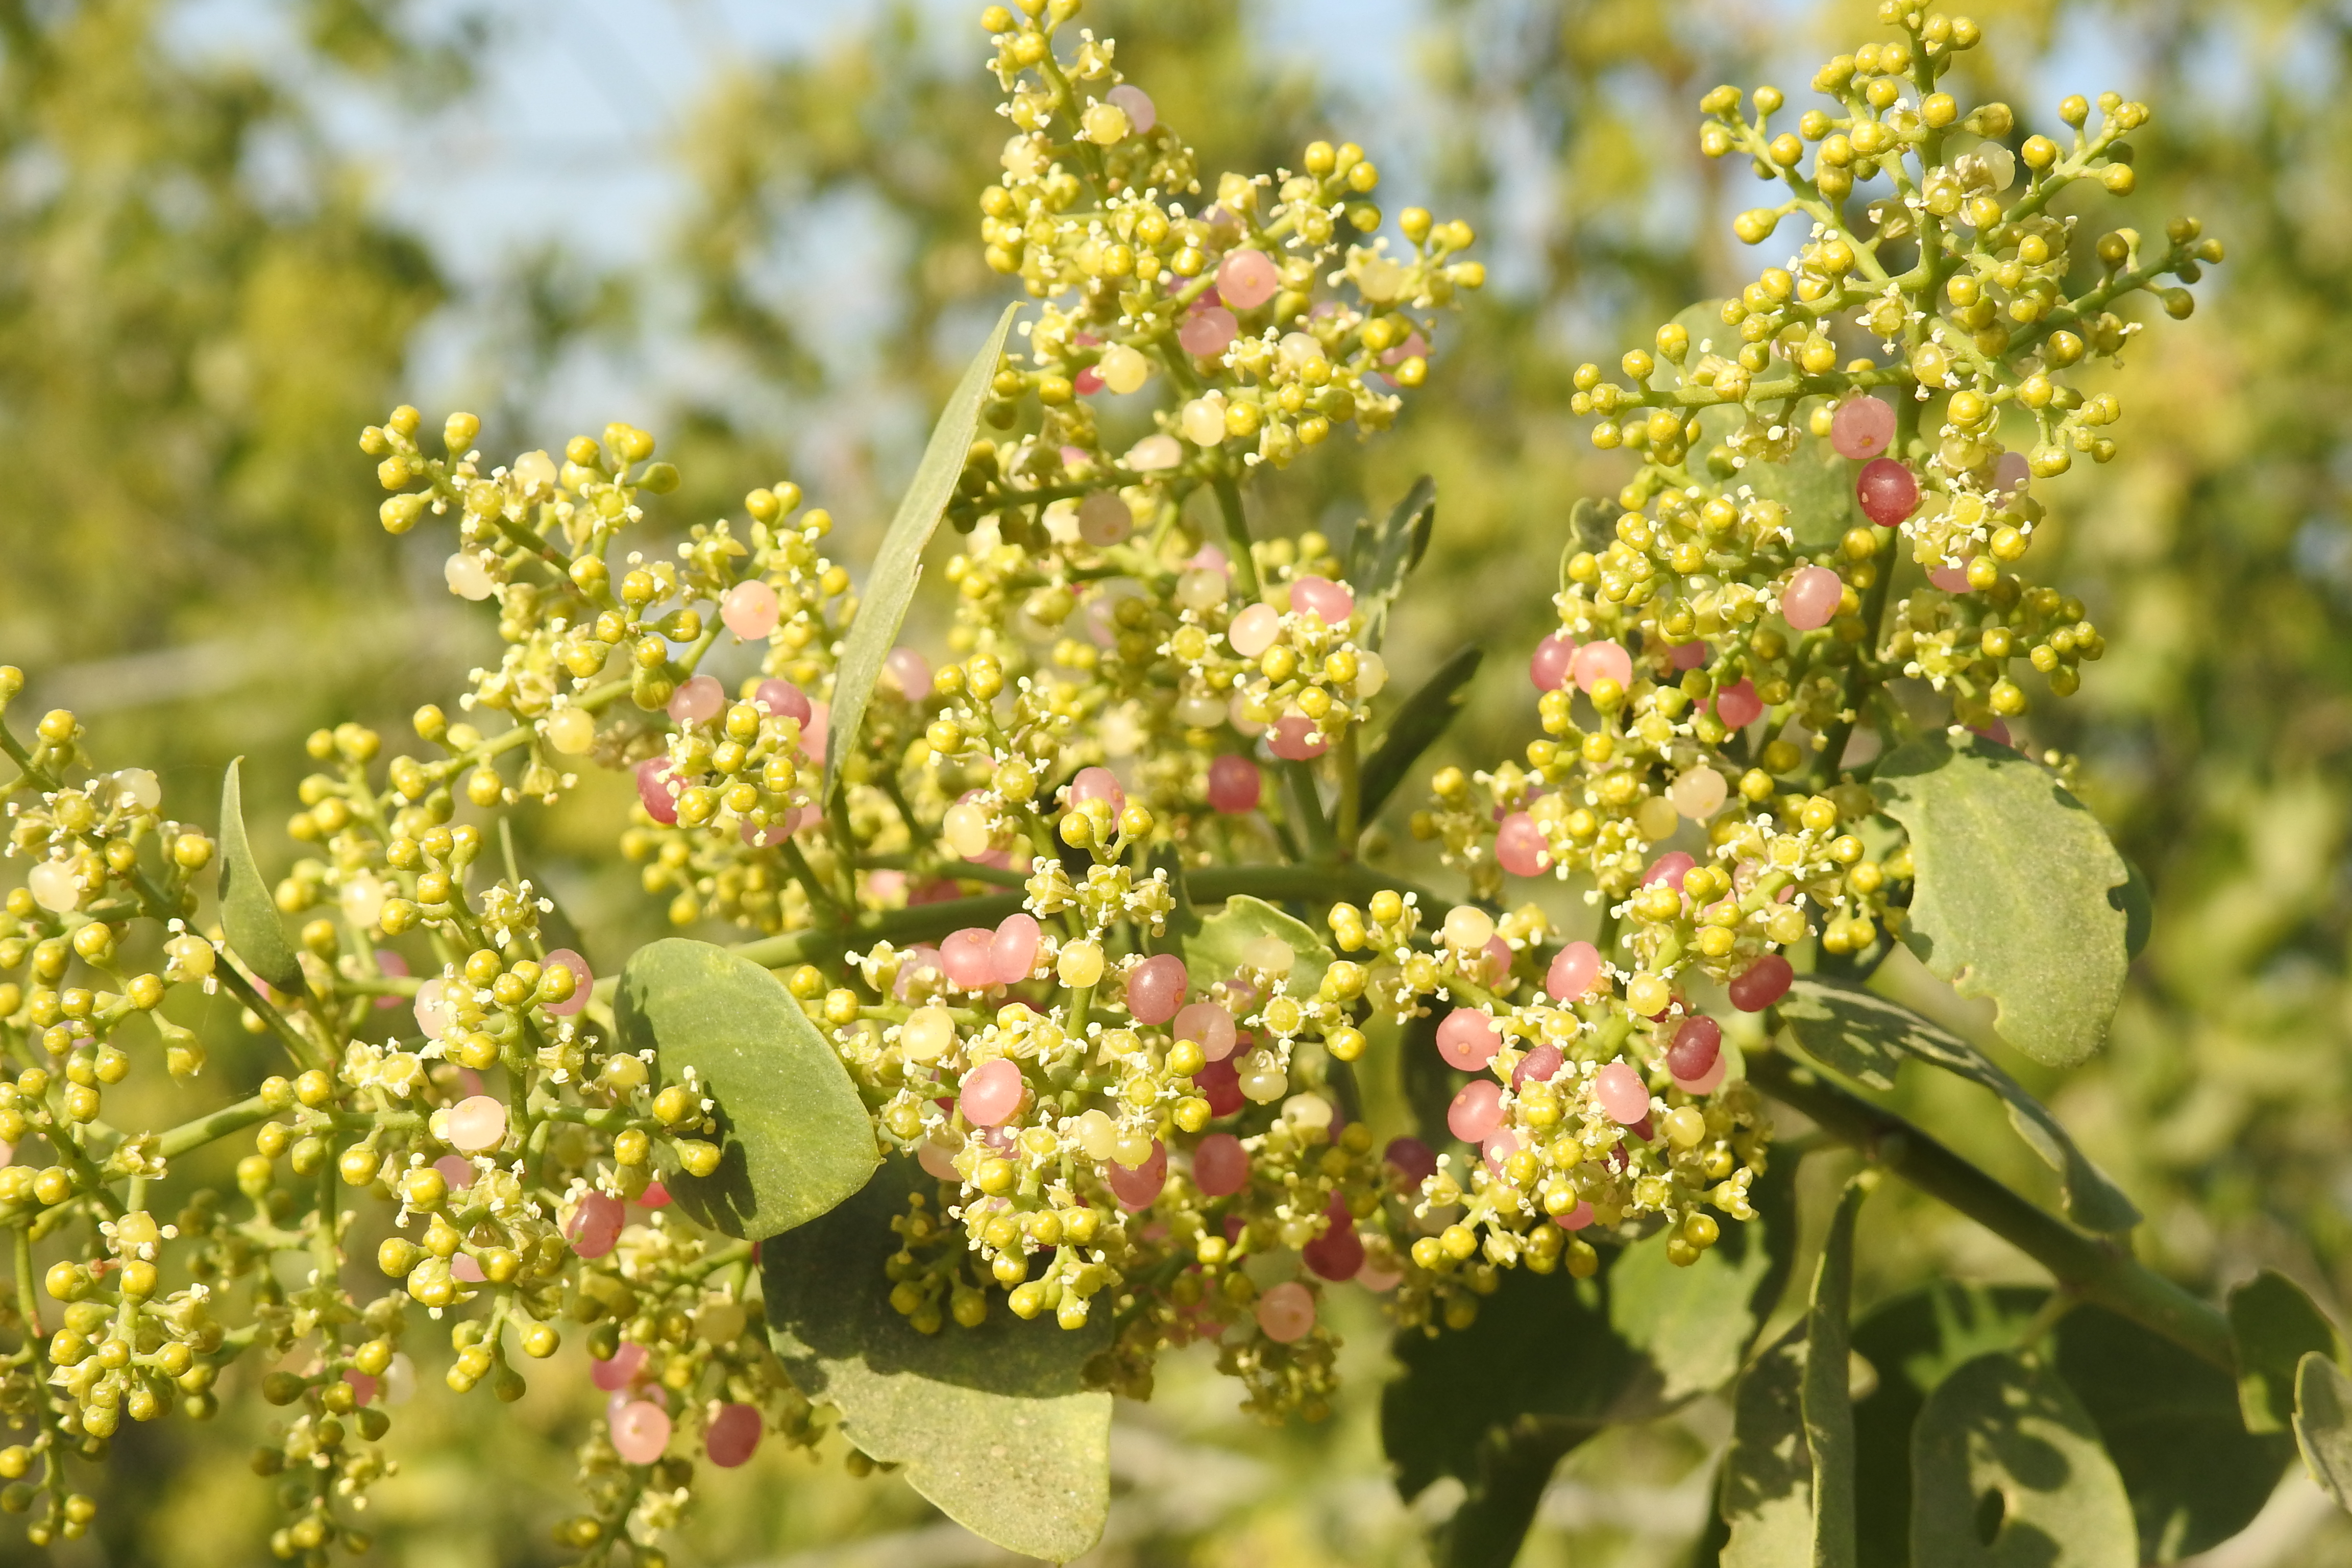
left=1873, top=733, right=2132, bottom=1066
left=1360, top=644, right=1482, bottom=824
left=823, top=300, right=1021, bottom=811
left=1910, top=1351, right=2136, bottom=1568
left=2229, top=1269, right=2346, bottom=1435
left=216, top=757, right=304, bottom=994
left=763, top=1159, right=1111, bottom=1561
left=616, top=938, right=877, bottom=1239
left=1779, top=978, right=2140, bottom=1233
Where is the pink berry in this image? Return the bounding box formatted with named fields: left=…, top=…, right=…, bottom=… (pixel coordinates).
left=1547, top=941, right=1602, bottom=1000
left=1074, top=366, right=1104, bottom=395
left=1728, top=953, right=1795, bottom=1012
left=1782, top=565, right=1845, bottom=631
left=637, top=1181, right=671, bottom=1210
left=1666, top=1016, right=1723, bottom=1082
left=1497, top=812, right=1549, bottom=877
left=1125, top=954, right=1188, bottom=1024
left=1216, top=249, right=1281, bottom=310
left=1594, top=1061, right=1650, bottom=1124
left=705, top=1402, right=763, bottom=1468
left=1178, top=305, right=1238, bottom=358
left=1107, top=1140, right=1168, bottom=1210
left=447, top=1095, right=507, bottom=1154
left=1857, top=457, right=1920, bottom=526
left=1712, top=677, right=1764, bottom=729
left=1289, top=575, right=1354, bottom=626
left=721, top=580, right=780, bottom=640
left=1228, top=602, right=1282, bottom=657
left=635, top=759, right=681, bottom=825
left=413, top=976, right=453, bottom=1041
left=1254, top=1280, right=1315, bottom=1342
left=1385, top=1137, right=1437, bottom=1185
left=451, top=1253, right=485, bottom=1283
left=1105, top=83, right=1155, bottom=132
left=1065, top=766, right=1125, bottom=816
left=434, top=1154, right=476, bottom=1191
left=754, top=678, right=813, bottom=725
left=1512, top=1044, right=1563, bottom=1090
left=1676, top=1052, right=1729, bottom=1095
left=941, top=927, right=997, bottom=991
left=1554, top=1200, right=1595, bottom=1231
left=1268, top=716, right=1327, bottom=761
left=917, top=1139, right=960, bottom=1181
left=1479, top=935, right=1513, bottom=985
left=668, top=674, right=725, bottom=726
left=1928, top=558, right=1974, bottom=593
left=1572, top=639, right=1633, bottom=694
left=1302, top=1194, right=1365, bottom=1281
left=541, top=949, right=592, bottom=1017
left=1207, top=755, right=1261, bottom=814
left=1529, top=631, right=1577, bottom=691
left=1670, top=641, right=1708, bottom=671
left=567, top=1193, right=624, bottom=1259
left=989, top=914, right=1041, bottom=986
left=802, top=700, right=830, bottom=761
left=1381, top=330, right=1429, bottom=366
left=591, top=1340, right=648, bottom=1393
left=958, top=1058, right=1025, bottom=1128
left=344, top=1370, right=379, bottom=1406
left=1481, top=1128, right=1520, bottom=1176
left=612, top=1400, right=672, bottom=1466
left=893, top=945, right=943, bottom=999
left=1972, top=717, right=2013, bottom=749
left=885, top=646, right=933, bottom=702
left=1196, top=1056, right=1244, bottom=1117
left=1993, top=449, right=2032, bottom=496
left=1174, top=1000, right=1238, bottom=1061
left=1829, top=395, right=1896, bottom=459
left=1643, top=851, right=1696, bottom=891
left=1447, top=1079, right=1505, bottom=1142
left=1192, top=1132, right=1249, bottom=1196
left=1435, top=1008, right=1501, bottom=1071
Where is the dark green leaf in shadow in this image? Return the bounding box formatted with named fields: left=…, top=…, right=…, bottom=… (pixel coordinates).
left=1610, top=1155, right=1799, bottom=1402
left=2294, top=1352, right=2352, bottom=1514
left=1349, top=473, right=1435, bottom=649
left=1360, top=644, right=1483, bottom=825
left=1721, top=1322, right=1814, bottom=1567
left=2229, top=1270, right=2346, bottom=1435
left=823, top=300, right=1021, bottom=811
left=618, top=938, right=877, bottom=1239
left=2115, top=857, right=2153, bottom=962
left=1802, top=1176, right=1871, bottom=1568
left=1180, top=893, right=1332, bottom=997
left=762, top=1159, right=1111, bottom=1561
left=1779, top=979, right=2140, bottom=1233
left=1873, top=734, right=2132, bottom=1067
left=2053, top=1301, right=2294, bottom=1560
left=1910, top=1351, right=2136, bottom=1568
left=217, top=757, right=304, bottom=994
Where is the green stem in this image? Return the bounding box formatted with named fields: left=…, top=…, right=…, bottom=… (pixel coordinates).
left=1210, top=476, right=1260, bottom=597
left=1747, top=1050, right=2234, bottom=1373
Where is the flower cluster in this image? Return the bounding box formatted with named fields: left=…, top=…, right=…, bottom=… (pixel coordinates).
left=0, top=3, right=2206, bottom=1563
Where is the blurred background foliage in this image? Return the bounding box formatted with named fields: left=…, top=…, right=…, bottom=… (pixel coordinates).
left=2, top=0, right=2350, bottom=1562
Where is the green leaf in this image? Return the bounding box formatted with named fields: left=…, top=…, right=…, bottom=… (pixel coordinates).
left=1779, top=979, right=2141, bottom=1233
left=2117, top=856, right=2153, bottom=961
left=616, top=938, right=877, bottom=1240
left=1180, top=893, right=1332, bottom=999
left=1743, top=439, right=1861, bottom=553
left=1852, top=1286, right=2052, bottom=1567
left=1721, top=1324, right=1816, bottom=1568
left=823, top=300, right=1021, bottom=811
left=762, top=1160, right=1111, bottom=1561
left=1802, top=1177, right=1871, bottom=1568
left=1872, top=733, right=2132, bottom=1067
left=1560, top=496, right=1616, bottom=595
left=1910, top=1351, right=2137, bottom=1568
left=216, top=758, right=304, bottom=994
left=2053, top=1301, right=2294, bottom=1559
left=1349, top=474, right=1435, bottom=650
left=1610, top=1155, right=1799, bottom=1401
left=1360, top=644, right=1483, bottom=824
left=2230, top=1270, right=2347, bottom=1434
left=2294, top=1352, right=2352, bottom=1514
left=1384, top=1261, right=1658, bottom=1567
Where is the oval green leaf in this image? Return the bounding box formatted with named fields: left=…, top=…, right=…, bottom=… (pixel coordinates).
left=1872, top=733, right=2132, bottom=1066
left=1800, top=1177, right=1872, bottom=1568
left=617, top=938, right=877, bottom=1239
left=2230, top=1269, right=2347, bottom=1434
left=1779, top=978, right=2141, bottom=1233
left=1180, top=893, right=1333, bottom=999
left=823, top=300, right=1022, bottom=811
left=762, top=1159, right=1111, bottom=1561
left=1609, top=1154, right=1798, bottom=1401
left=2295, top=1352, right=2352, bottom=1515
left=1722, top=1323, right=1815, bottom=1568
left=1910, top=1351, right=2136, bottom=1568
left=216, top=757, right=304, bottom=994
